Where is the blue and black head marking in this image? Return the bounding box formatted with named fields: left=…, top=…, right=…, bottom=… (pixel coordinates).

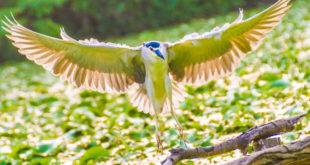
left=145, top=41, right=160, bottom=48
left=144, top=41, right=165, bottom=60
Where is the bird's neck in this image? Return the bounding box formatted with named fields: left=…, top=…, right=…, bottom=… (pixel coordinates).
left=144, top=57, right=168, bottom=77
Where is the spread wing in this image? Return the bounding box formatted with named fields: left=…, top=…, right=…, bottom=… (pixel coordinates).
left=168, top=0, right=291, bottom=85
left=2, top=17, right=145, bottom=93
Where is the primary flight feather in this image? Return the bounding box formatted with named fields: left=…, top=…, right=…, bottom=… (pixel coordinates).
left=2, top=0, right=291, bottom=151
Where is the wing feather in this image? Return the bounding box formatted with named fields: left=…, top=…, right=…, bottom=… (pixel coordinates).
left=2, top=17, right=145, bottom=93
left=168, top=0, right=291, bottom=85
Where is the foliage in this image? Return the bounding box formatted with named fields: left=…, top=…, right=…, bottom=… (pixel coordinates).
left=0, top=0, right=270, bottom=63
left=0, top=0, right=310, bottom=164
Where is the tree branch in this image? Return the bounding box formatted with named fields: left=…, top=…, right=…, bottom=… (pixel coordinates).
left=161, top=113, right=306, bottom=165
left=225, top=136, right=310, bottom=165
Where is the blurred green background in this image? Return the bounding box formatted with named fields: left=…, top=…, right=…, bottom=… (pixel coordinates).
left=1, top=0, right=309, bottom=164
left=0, top=0, right=275, bottom=63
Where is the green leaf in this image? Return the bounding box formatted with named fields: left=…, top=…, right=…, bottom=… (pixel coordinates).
left=258, top=72, right=281, bottom=81
left=36, top=144, right=53, bottom=153
left=270, top=79, right=290, bottom=89
left=10, top=144, right=31, bottom=159
left=30, top=157, right=50, bottom=165
left=80, top=146, right=109, bottom=164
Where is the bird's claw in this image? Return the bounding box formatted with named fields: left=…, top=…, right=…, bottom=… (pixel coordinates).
left=174, top=123, right=188, bottom=148
left=156, top=135, right=163, bottom=153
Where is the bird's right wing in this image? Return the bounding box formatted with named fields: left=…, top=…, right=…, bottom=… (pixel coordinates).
left=2, top=17, right=145, bottom=93
left=167, top=0, right=291, bottom=85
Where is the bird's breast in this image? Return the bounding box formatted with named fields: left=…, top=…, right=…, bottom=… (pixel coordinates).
left=145, top=59, right=169, bottom=100
left=145, top=59, right=168, bottom=82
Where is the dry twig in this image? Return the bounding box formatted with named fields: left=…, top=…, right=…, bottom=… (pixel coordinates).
left=161, top=114, right=306, bottom=165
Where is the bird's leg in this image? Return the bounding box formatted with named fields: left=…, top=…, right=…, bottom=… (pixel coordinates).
left=170, top=103, right=187, bottom=148
left=154, top=112, right=163, bottom=153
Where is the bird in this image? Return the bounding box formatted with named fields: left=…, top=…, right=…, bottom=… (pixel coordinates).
left=2, top=0, right=291, bottom=152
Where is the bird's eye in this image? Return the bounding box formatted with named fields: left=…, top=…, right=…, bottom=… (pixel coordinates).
left=149, top=47, right=154, bottom=51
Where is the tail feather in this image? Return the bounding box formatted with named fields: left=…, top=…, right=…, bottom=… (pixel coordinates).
left=162, top=83, right=186, bottom=113
left=129, top=83, right=187, bottom=115
left=130, top=87, right=154, bottom=115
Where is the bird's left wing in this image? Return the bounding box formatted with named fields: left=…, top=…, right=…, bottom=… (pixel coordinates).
left=167, top=0, right=291, bottom=85
left=2, top=17, right=145, bottom=93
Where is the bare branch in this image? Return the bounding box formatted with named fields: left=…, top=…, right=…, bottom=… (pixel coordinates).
left=225, top=136, right=310, bottom=165
left=161, top=113, right=306, bottom=165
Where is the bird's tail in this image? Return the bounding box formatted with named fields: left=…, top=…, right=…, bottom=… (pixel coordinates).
left=129, top=83, right=186, bottom=115
left=162, top=83, right=186, bottom=114
left=130, top=86, right=154, bottom=115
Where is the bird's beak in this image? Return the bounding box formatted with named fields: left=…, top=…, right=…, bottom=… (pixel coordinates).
left=155, top=49, right=165, bottom=60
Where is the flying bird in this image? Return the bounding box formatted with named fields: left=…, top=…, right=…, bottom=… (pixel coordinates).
left=2, top=0, right=291, bottom=151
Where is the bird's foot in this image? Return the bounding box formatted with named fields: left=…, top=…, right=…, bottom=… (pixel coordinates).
left=181, top=138, right=188, bottom=148
left=175, top=123, right=188, bottom=148
left=156, top=135, right=163, bottom=153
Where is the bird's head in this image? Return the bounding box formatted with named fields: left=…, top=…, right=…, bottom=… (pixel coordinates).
left=142, top=41, right=167, bottom=60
